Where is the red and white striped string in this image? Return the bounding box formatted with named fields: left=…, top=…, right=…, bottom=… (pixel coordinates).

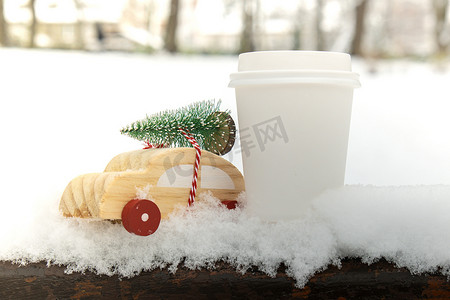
left=143, top=141, right=169, bottom=149
left=143, top=129, right=201, bottom=207
left=178, top=128, right=201, bottom=206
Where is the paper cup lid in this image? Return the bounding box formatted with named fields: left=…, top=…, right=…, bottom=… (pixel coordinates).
left=230, top=51, right=360, bottom=88
left=238, top=51, right=353, bottom=72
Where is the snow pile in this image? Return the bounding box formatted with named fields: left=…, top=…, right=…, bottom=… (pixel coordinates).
left=1, top=187, right=450, bottom=287
left=315, top=185, right=450, bottom=275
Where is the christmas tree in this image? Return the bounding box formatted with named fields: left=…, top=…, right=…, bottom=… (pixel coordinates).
left=120, top=100, right=236, bottom=155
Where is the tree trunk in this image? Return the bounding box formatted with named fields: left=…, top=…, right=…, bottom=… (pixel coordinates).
left=164, top=0, right=180, bottom=53
left=292, top=22, right=301, bottom=50
left=0, top=0, right=9, bottom=46
left=74, top=0, right=85, bottom=50
left=29, top=0, right=37, bottom=48
left=292, top=2, right=305, bottom=50
left=432, top=0, right=449, bottom=54
left=350, top=0, right=369, bottom=56
left=239, top=0, right=255, bottom=53
left=315, top=0, right=325, bottom=51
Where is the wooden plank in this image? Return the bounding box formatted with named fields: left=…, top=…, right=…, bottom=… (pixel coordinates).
left=1, top=259, right=449, bottom=299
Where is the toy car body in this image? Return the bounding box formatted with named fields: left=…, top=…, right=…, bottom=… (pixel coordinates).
left=60, top=148, right=245, bottom=235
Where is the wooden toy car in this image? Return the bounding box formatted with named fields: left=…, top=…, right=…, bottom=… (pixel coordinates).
left=60, top=148, right=245, bottom=236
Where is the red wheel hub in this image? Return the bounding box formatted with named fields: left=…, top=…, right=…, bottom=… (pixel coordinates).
left=221, top=200, right=238, bottom=209
left=122, top=199, right=161, bottom=236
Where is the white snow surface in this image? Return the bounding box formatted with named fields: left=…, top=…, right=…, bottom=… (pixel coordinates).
left=1, top=49, right=450, bottom=287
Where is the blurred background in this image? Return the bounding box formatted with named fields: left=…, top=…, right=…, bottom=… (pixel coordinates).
left=0, top=0, right=449, bottom=62
left=1, top=0, right=450, bottom=187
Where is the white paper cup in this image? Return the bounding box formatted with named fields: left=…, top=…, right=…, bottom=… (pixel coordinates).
left=229, top=51, right=360, bottom=221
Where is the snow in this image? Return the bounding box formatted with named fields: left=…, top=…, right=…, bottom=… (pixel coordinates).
left=347, top=61, right=450, bottom=185
left=1, top=48, right=450, bottom=287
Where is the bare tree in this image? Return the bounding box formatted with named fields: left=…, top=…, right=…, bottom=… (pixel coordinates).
left=0, top=0, right=9, bottom=46
left=292, top=17, right=301, bottom=50
left=315, top=0, right=325, bottom=51
left=239, top=0, right=256, bottom=53
left=240, top=0, right=262, bottom=53
left=292, top=2, right=306, bottom=50
left=74, top=0, right=85, bottom=50
left=29, top=0, right=37, bottom=48
left=432, top=0, right=449, bottom=54
left=224, top=0, right=258, bottom=53
left=164, top=0, right=180, bottom=53
left=350, top=0, right=369, bottom=56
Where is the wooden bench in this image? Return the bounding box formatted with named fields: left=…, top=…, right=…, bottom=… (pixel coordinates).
left=2, top=259, right=449, bottom=299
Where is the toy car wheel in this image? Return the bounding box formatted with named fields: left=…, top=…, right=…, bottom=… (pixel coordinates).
left=221, top=200, right=238, bottom=209
left=122, top=199, right=161, bottom=236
